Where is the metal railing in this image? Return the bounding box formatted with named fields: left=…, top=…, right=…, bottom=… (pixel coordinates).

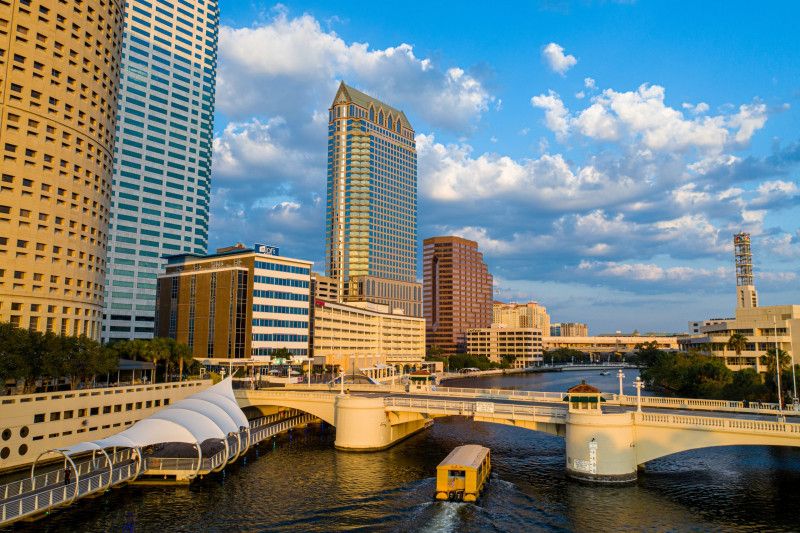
left=0, top=448, right=135, bottom=501
left=0, top=461, right=138, bottom=525
left=250, top=413, right=317, bottom=445
left=384, top=397, right=567, bottom=422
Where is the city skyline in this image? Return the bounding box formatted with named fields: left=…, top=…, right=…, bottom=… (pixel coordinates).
left=208, top=2, right=800, bottom=333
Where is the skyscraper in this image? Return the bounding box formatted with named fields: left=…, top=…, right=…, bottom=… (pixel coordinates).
left=0, top=0, right=124, bottom=340
left=325, top=82, right=421, bottom=317
left=102, top=0, right=219, bottom=342
left=424, top=236, right=493, bottom=353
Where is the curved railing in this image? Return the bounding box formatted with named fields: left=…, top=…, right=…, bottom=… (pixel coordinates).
left=384, top=397, right=567, bottom=422
left=0, top=460, right=138, bottom=524
left=637, top=412, right=800, bottom=435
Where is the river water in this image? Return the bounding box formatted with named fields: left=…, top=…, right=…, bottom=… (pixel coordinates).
left=21, top=370, right=800, bottom=532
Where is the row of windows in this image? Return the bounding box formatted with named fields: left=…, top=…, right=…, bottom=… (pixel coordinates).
left=252, top=290, right=309, bottom=302
left=251, top=319, right=308, bottom=329
left=252, top=305, right=309, bottom=315
left=253, top=276, right=309, bottom=289
left=252, top=334, right=309, bottom=342
left=254, top=261, right=310, bottom=276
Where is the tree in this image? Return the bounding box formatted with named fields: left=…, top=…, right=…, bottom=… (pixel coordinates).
left=761, top=347, right=793, bottom=404
left=727, top=333, right=748, bottom=356
left=169, top=340, right=192, bottom=381
left=271, top=348, right=292, bottom=365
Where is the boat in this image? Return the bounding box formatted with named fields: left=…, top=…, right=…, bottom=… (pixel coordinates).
left=435, top=445, right=491, bottom=502
left=600, top=371, right=611, bottom=376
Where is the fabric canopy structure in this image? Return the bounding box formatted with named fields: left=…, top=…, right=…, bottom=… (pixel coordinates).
left=43, top=378, right=250, bottom=478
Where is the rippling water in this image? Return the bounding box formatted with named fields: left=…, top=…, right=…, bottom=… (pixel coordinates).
left=19, top=370, right=800, bottom=532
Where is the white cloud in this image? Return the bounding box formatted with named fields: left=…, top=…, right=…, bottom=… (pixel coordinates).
left=584, top=77, right=596, bottom=89
left=750, top=179, right=799, bottom=208
left=530, top=91, right=570, bottom=140
left=578, top=260, right=729, bottom=283
left=531, top=83, right=769, bottom=153
left=542, top=42, right=577, bottom=75
left=217, top=10, right=492, bottom=133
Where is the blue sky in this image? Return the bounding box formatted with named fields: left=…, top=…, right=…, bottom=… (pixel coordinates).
left=209, top=1, right=800, bottom=333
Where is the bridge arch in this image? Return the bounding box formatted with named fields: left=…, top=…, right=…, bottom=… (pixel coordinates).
left=236, top=390, right=336, bottom=426
left=634, top=426, right=800, bottom=466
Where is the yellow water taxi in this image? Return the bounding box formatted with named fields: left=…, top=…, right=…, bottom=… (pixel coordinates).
left=435, top=445, right=491, bottom=502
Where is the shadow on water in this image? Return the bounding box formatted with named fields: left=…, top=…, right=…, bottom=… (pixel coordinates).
left=8, top=371, right=800, bottom=532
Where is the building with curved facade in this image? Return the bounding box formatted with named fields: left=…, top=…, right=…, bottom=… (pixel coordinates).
left=0, top=0, right=124, bottom=339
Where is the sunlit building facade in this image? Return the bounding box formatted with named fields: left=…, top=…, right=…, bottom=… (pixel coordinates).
left=493, top=302, right=551, bottom=334
left=0, top=0, right=124, bottom=340
left=325, top=82, right=421, bottom=317
left=424, top=236, right=493, bottom=354
left=103, top=0, right=219, bottom=341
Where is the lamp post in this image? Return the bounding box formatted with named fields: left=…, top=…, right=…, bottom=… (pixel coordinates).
left=774, top=316, right=783, bottom=410
left=617, top=369, right=625, bottom=397
left=634, top=376, right=643, bottom=413
left=339, top=370, right=345, bottom=395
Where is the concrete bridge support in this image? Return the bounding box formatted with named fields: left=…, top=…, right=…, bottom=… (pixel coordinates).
left=334, top=396, right=430, bottom=451
left=565, top=411, right=637, bottom=484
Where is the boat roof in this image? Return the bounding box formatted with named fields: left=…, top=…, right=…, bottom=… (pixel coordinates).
left=438, top=445, right=490, bottom=470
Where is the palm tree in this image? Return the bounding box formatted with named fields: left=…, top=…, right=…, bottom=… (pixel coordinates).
left=727, top=332, right=748, bottom=361
left=760, top=347, right=792, bottom=405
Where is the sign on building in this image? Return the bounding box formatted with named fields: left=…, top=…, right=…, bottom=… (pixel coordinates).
left=475, top=402, right=495, bottom=414
left=254, top=243, right=279, bottom=256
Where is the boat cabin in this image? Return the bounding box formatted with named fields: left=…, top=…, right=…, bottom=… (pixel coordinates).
left=435, top=444, right=491, bottom=502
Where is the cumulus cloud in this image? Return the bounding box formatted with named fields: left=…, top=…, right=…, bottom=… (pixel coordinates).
left=531, top=83, right=769, bottom=153
left=217, top=10, right=492, bottom=133
left=542, top=42, right=577, bottom=75
left=577, top=260, right=729, bottom=283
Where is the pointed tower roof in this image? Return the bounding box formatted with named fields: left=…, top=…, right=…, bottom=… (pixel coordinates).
left=333, top=81, right=411, bottom=128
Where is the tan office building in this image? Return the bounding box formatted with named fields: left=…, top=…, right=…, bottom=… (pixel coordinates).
left=543, top=335, right=678, bottom=354
left=312, top=300, right=425, bottom=373
left=678, top=233, right=800, bottom=371
left=155, top=244, right=312, bottom=361
left=424, top=236, right=493, bottom=354
left=0, top=0, right=124, bottom=339
left=493, top=301, right=550, bottom=334
left=550, top=322, right=589, bottom=337
left=467, top=327, right=544, bottom=368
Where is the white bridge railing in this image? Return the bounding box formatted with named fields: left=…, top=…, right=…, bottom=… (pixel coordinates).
left=384, top=397, right=567, bottom=422
left=637, top=412, right=800, bottom=435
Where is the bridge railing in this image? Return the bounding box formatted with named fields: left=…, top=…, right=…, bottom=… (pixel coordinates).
left=0, top=461, right=138, bottom=525
left=424, top=386, right=566, bottom=402
left=384, top=397, right=567, bottom=421
left=637, top=412, right=800, bottom=435
left=609, top=394, right=783, bottom=414
left=250, top=413, right=317, bottom=445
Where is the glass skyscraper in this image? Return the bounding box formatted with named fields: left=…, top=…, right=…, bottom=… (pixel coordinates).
left=325, top=82, right=421, bottom=317
left=102, top=0, right=219, bottom=341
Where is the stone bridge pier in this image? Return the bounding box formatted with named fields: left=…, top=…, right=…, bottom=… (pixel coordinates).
left=565, top=409, right=637, bottom=483
left=334, top=395, right=430, bottom=451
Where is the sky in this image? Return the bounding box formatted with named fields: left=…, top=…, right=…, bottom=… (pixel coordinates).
left=208, top=1, right=800, bottom=334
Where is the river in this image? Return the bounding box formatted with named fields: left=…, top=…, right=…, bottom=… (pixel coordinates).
left=20, top=370, right=800, bottom=532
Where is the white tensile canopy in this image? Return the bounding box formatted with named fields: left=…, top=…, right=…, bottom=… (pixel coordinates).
left=49, top=378, right=248, bottom=460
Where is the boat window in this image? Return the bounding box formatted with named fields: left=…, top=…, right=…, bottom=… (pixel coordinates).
left=448, top=470, right=466, bottom=478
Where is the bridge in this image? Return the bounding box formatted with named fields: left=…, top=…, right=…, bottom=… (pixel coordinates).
left=237, top=382, right=800, bottom=483
left=4, top=380, right=800, bottom=526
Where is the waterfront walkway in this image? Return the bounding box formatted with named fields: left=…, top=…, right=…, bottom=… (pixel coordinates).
left=0, top=381, right=318, bottom=526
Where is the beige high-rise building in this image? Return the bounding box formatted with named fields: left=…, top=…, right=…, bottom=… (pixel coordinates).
left=493, top=302, right=550, bottom=334
left=550, top=322, right=589, bottom=337
left=0, top=0, right=124, bottom=339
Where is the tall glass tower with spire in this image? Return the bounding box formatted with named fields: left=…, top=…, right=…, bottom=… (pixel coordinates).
left=325, top=82, right=421, bottom=317
left=102, top=0, right=219, bottom=341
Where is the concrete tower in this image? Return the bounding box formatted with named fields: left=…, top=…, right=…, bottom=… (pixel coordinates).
left=102, top=0, right=220, bottom=341
left=0, top=0, right=125, bottom=339
left=734, top=232, right=758, bottom=309
left=325, top=82, right=421, bottom=317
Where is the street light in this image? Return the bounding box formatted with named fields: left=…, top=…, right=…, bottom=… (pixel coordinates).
left=634, top=376, right=643, bottom=413
left=774, top=316, right=783, bottom=410
left=339, top=370, right=345, bottom=395
left=617, top=369, right=625, bottom=397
